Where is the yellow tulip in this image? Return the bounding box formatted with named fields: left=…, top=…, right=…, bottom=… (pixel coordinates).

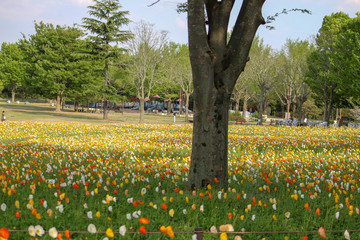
left=220, top=232, right=228, bottom=240
left=105, top=228, right=114, bottom=238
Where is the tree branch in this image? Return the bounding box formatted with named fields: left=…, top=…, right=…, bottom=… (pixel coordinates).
left=148, top=0, right=161, bottom=7
left=224, top=0, right=266, bottom=88
left=266, top=8, right=311, bottom=30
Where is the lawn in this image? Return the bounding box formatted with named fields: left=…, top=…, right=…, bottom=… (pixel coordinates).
left=0, top=121, right=359, bottom=239
left=0, top=99, right=189, bottom=124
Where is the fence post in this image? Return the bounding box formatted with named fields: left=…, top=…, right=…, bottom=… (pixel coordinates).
left=195, top=227, right=203, bottom=240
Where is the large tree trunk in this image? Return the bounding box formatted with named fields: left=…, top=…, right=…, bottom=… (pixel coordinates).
left=11, top=88, right=15, bottom=102
left=56, top=91, right=62, bottom=112
left=235, top=98, right=240, bottom=112
left=292, top=102, right=296, bottom=119
left=242, top=96, right=248, bottom=120
left=139, top=98, right=145, bottom=123
left=103, top=57, right=109, bottom=120
left=257, top=88, right=265, bottom=125
left=286, top=99, right=291, bottom=120
left=74, top=102, right=79, bottom=112
left=187, top=0, right=265, bottom=190
left=179, top=90, right=183, bottom=115
left=185, top=91, right=190, bottom=122
left=188, top=82, right=231, bottom=190
left=167, top=100, right=172, bottom=115
left=323, top=84, right=335, bottom=125
left=103, top=100, right=109, bottom=120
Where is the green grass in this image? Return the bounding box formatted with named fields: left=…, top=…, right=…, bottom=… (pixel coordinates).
left=0, top=99, right=189, bottom=124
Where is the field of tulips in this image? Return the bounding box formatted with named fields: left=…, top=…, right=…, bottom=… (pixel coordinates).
left=0, top=121, right=360, bottom=240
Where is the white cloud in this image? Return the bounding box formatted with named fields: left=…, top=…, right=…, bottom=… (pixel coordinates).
left=66, top=0, right=93, bottom=7
left=0, top=0, right=47, bottom=21
left=175, top=17, right=186, bottom=30
left=336, top=0, right=360, bottom=11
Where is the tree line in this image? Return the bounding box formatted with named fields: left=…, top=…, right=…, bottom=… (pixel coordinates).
left=233, top=12, right=360, bottom=125
left=0, top=0, right=359, bottom=125
left=0, top=0, right=192, bottom=123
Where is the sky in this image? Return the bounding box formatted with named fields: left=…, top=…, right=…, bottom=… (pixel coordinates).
left=0, top=0, right=360, bottom=51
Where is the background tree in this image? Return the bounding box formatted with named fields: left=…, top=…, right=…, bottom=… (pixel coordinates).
left=277, top=39, right=311, bottom=121
left=82, top=0, right=131, bottom=120
left=177, top=44, right=193, bottom=122
left=306, top=12, right=352, bottom=124
left=126, top=21, right=168, bottom=123
left=247, top=37, right=277, bottom=124
left=20, top=22, right=90, bottom=112
left=0, top=42, right=26, bottom=102
left=157, top=42, right=182, bottom=115
left=332, top=13, right=360, bottom=106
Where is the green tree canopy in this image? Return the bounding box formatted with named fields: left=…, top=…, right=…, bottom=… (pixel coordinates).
left=82, top=0, right=131, bottom=120
left=306, top=12, right=359, bottom=123
left=20, top=22, right=91, bottom=112
left=0, top=42, right=26, bottom=101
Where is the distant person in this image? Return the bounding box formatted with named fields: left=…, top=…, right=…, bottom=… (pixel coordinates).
left=173, top=112, right=176, bottom=123
left=1, top=111, right=5, bottom=122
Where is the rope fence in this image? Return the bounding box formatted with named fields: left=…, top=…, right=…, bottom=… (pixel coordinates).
left=6, top=227, right=360, bottom=239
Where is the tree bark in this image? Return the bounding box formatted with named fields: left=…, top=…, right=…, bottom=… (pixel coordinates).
left=139, top=98, right=145, bottom=123
left=56, top=91, right=62, bottom=112
left=187, top=0, right=265, bottom=190
left=292, top=102, right=296, bottom=119
left=258, top=87, right=265, bottom=125
left=103, top=100, right=109, bottom=120
left=74, top=102, right=78, bottom=112
left=11, top=88, right=15, bottom=102
left=235, top=98, right=240, bottom=112
left=167, top=100, right=172, bottom=115
left=185, top=91, right=190, bottom=122
left=286, top=99, right=291, bottom=119
left=103, top=56, right=109, bottom=120
left=242, top=96, right=248, bottom=120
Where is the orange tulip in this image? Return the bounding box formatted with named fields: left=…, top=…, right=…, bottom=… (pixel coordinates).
left=160, top=226, right=167, bottom=234
left=64, top=230, right=71, bottom=239
left=162, top=203, right=167, bottom=210
left=57, top=233, right=64, bottom=240
left=316, top=208, right=321, bottom=216
left=165, top=226, right=174, bottom=238
left=32, top=208, right=37, bottom=216
left=302, top=236, right=308, bottom=240
left=139, top=218, right=150, bottom=224
left=304, top=203, right=309, bottom=210
left=139, top=226, right=146, bottom=235
left=0, top=228, right=9, bottom=239
left=16, top=211, right=20, bottom=218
